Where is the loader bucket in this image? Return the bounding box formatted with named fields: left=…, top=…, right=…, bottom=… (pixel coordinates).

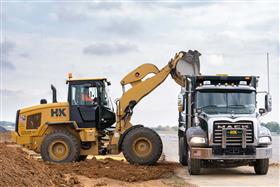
left=176, top=50, right=201, bottom=76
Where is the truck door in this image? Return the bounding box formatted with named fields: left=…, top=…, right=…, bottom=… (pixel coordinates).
left=69, top=82, right=99, bottom=128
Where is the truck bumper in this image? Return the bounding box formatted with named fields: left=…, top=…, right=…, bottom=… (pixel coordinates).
left=191, top=147, right=272, bottom=160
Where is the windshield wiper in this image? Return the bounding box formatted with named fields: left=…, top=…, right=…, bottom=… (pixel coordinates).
left=201, top=105, right=219, bottom=109
left=228, top=104, right=246, bottom=108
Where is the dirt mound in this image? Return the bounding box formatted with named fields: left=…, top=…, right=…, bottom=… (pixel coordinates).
left=0, top=132, right=12, bottom=143
left=48, top=157, right=179, bottom=182
left=269, top=162, right=280, bottom=167
left=0, top=132, right=180, bottom=186
left=0, top=143, right=77, bottom=187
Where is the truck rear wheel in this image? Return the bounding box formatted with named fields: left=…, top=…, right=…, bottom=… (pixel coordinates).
left=179, top=137, right=188, bottom=165
left=187, top=146, right=201, bottom=175
left=122, top=127, right=162, bottom=165
left=41, top=129, right=80, bottom=163
left=254, top=159, right=269, bottom=175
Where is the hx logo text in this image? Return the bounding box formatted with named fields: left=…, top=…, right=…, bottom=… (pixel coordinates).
left=51, top=108, right=66, bottom=117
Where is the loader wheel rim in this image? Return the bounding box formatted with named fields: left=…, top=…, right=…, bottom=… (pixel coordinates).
left=132, top=137, right=152, bottom=157
left=48, top=140, right=69, bottom=161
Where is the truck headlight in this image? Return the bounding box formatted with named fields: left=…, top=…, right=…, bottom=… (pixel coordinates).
left=190, top=137, right=206, bottom=144
left=259, top=137, right=271, bottom=144
left=259, top=126, right=271, bottom=136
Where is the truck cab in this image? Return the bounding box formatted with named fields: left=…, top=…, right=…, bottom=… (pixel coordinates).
left=178, top=75, right=272, bottom=175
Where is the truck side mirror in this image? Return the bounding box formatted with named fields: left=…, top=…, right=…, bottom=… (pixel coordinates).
left=265, top=94, right=272, bottom=112
left=259, top=108, right=266, bottom=115
left=196, top=108, right=202, bottom=114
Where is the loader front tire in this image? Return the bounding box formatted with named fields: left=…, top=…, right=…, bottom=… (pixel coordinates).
left=41, top=129, right=80, bottom=163
left=122, top=127, right=162, bottom=165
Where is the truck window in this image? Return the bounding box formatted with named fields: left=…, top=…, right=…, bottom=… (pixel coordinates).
left=196, top=90, right=256, bottom=114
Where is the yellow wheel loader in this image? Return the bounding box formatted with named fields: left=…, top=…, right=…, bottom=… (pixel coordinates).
left=12, top=50, right=200, bottom=164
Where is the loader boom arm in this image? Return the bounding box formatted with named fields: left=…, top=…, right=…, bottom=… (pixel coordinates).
left=114, top=50, right=200, bottom=134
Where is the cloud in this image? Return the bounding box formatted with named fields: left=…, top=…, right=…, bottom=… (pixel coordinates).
left=2, top=41, right=15, bottom=56
left=136, top=1, right=215, bottom=9
left=1, top=41, right=16, bottom=70
left=83, top=42, right=138, bottom=56
left=19, top=53, right=30, bottom=58
left=87, top=2, right=122, bottom=10
left=101, top=18, right=142, bottom=36
left=0, top=89, right=23, bottom=97
left=203, top=54, right=224, bottom=66
left=49, top=5, right=89, bottom=23
left=2, top=59, right=16, bottom=70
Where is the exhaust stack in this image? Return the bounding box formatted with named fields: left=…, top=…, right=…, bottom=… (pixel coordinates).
left=51, top=84, right=57, bottom=103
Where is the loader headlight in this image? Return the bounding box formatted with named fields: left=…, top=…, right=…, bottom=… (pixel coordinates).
left=190, top=137, right=206, bottom=144
left=259, top=137, right=271, bottom=144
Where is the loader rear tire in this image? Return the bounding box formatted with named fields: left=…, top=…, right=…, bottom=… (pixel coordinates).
left=41, top=129, right=80, bottom=163
left=122, top=127, right=162, bottom=165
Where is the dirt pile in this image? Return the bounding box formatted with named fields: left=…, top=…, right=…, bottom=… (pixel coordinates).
left=0, top=132, right=12, bottom=143
left=0, top=143, right=77, bottom=187
left=48, top=157, right=179, bottom=182
left=0, top=132, right=180, bottom=186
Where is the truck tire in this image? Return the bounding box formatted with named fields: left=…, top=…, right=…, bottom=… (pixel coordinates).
left=41, top=129, right=80, bottom=163
left=179, top=137, right=188, bottom=166
left=187, top=146, right=201, bottom=175
left=254, top=159, right=269, bottom=175
left=122, top=127, right=162, bottom=165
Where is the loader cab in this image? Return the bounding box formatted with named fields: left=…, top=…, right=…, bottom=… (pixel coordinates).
left=67, top=78, right=116, bottom=130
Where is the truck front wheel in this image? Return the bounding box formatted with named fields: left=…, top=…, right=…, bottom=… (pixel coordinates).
left=179, top=137, right=188, bottom=165
left=187, top=146, right=201, bottom=175
left=254, top=159, right=269, bottom=175
left=122, top=127, right=162, bottom=165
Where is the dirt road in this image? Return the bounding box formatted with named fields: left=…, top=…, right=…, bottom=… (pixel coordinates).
left=161, top=133, right=280, bottom=187
left=176, top=164, right=280, bottom=187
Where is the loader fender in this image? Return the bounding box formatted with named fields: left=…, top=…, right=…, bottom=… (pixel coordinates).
left=46, top=121, right=77, bottom=128
left=118, top=124, right=144, bottom=151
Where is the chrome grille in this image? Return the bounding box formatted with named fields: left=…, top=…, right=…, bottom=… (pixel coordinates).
left=213, top=121, right=254, bottom=144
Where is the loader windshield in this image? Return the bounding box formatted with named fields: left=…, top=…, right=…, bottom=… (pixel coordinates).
left=196, top=90, right=256, bottom=114
left=71, top=84, right=98, bottom=105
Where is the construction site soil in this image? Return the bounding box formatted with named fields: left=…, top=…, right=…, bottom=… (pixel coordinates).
left=0, top=132, right=180, bottom=187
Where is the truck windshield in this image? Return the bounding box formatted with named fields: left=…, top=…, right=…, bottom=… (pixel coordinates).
left=196, top=90, right=256, bottom=114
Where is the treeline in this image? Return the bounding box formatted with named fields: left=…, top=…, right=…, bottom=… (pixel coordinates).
left=152, top=125, right=178, bottom=132
left=153, top=121, right=280, bottom=135
left=261, top=121, right=280, bottom=134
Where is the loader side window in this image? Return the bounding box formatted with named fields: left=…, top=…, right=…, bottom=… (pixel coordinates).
left=71, top=84, right=98, bottom=105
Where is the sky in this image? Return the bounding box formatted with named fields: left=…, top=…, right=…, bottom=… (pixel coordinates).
left=0, top=0, right=279, bottom=127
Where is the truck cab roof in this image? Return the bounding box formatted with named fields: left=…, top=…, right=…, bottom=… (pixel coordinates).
left=187, top=75, right=259, bottom=89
